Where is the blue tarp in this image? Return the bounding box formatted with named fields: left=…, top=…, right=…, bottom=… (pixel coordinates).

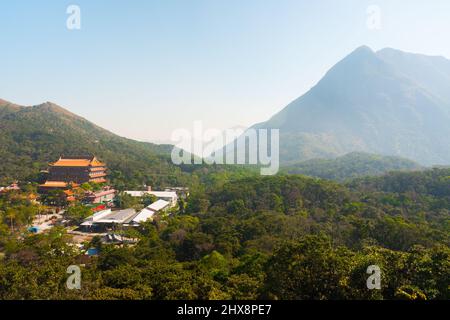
left=87, top=248, right=99, bottom=256
left=28, top=226, right=39, bottom=233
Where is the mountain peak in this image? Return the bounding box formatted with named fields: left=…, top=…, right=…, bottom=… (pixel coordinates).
left=343, top=45, right=378, bottom=63
left=32, top=101, right=82, bottom=119
left=339, top=45, right=378, bottom=63
left=0, top=99, right=86, bottom=121
left=352, top=45, right=374, bottom=54
left=313, top=45, right=386, bottom=92
left=253, top=46, right=450, bottom=165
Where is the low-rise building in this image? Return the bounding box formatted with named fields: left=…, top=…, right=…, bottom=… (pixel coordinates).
left=147, top=199, right=170, bottom=212
left=124, top=188, right=178, bottom=207
left=81, top=208, right=136, bottom=231
left=84, top=187, right=116, bottom=204
left=0, top=183, right=21, bottom=193
left=80, top=199, right=171, bottom=230
left=165, top=187, right=190, bottom=199
left=130, top=206, right=156, bottom=225
left=64, top=190, right=76, bottom=202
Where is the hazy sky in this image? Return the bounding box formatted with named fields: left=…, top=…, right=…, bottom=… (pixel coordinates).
left=1, top=0, right=450, bottom=144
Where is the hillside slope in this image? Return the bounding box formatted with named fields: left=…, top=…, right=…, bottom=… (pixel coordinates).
left=0, top=99, right=181, bottom=188
left=252, top=46, right=450, bottom=165
left=282, top=152, right=422, bottom=181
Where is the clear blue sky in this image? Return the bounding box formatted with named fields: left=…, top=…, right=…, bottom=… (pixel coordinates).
left=1, top=0, right=450, bottom=143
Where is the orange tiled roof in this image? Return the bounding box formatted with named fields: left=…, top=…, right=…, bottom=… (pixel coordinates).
left=40, top=181, right=68, bottom=188
left=39, top=181, right=80, bottom=188
left=51, top=157, right=105, bottom=167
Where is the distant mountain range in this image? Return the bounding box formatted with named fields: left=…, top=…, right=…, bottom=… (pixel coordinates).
left=252, top=46, right=450, bottom=166
left=3, top=45, right=449, bottom=183
left=0, top=98, right=422, bottom=185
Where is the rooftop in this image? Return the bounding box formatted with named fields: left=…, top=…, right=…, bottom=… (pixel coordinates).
left=131, top=207, right=156, bottom=224
left=148, top=199, right=170, bottom=212
left=39, top=181, right=80, bottom=188
left=51, top=156, right=106, bottom=167
left=124, top=190, right=177, bottom=199
left=86, top=188, right=116, bottom=197
left=95, top=209, right=137, bottom=224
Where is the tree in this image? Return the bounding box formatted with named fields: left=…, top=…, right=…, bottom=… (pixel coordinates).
left=264, top=235, right=354, bottom=300
left=200, top=250, right=229, bottom=280
left=65, top=205, right=92, bottom=225
left=142, top=194, right=157, bottom=207
left=80, top=183, right=92, bottom=191
left=227, top=274, right=261, bottom=299
left=5, top=209, right=16, bottom=232
left=115, top=193, right=141, bottom=210
left=40, top=190, right=68, bottom=207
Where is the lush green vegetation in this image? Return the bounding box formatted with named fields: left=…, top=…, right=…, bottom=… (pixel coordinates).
left=283, top=152, right=422, bottom=181
left=0, top=100, right=448, bottom=300
left=0, top=101, right=261, bottom=191
left=0, top=189, right=42, bottom=235
left=0, top=169, right=448, bottom=300
left=0, top=101, right=186, bottom=188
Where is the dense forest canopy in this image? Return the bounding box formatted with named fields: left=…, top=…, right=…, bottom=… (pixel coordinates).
left=0, top=169, right=448, bottom=300
left=283, top=152, right=422, bottom=181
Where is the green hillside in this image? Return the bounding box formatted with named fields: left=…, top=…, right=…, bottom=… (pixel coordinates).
left=0, top=99, right=186, bottom=188
left=283, top=152, right=422, bottom=181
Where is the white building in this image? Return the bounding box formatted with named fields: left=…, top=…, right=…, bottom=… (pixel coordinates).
left=129, top=199, right=170, bottom=225
left=81, top=208, right=137, bottom=227
left=124, top=190, right=178, bottom=207
left=148, top=199, right=170, bottom=211
left=131, top=207, right=155, bottom=224
left=81, top=200, right=171, bottom=229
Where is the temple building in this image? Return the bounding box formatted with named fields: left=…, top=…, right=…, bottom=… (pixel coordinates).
left=40, top=155, right=108, bottom=190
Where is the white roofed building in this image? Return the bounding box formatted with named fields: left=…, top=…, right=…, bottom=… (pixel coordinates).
left=128, top=199, right=170, bottom=226
left=148, top=199, right=170, bottom=211
left=131, top=207, right=156, bottom=225
left=81, top=199, right=172, bottom=229
left=80, top=208, right=137, bottom=230
left=78, top=186, right=180, bottom=232
left=124, top=190, right=178, bottom=207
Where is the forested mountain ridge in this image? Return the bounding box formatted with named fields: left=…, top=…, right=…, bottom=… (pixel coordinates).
left=0, top=99, right=184, bottom=188
left=283, top=152, right=422, bottom=181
